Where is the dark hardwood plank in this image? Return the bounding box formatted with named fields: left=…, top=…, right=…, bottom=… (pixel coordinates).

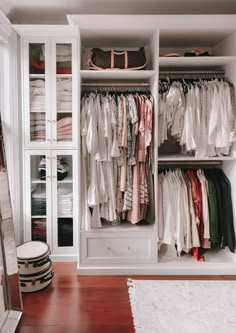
left=16, top=263, right=236, bottom=333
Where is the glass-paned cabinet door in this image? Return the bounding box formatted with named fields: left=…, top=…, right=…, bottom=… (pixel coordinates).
left=51, top=39, right=78, bottom=148
left=24, top=151, right=52, bottom=246
left=23, top=39, right=51, bottom=147
left=51, top=151, right=78, bottom=254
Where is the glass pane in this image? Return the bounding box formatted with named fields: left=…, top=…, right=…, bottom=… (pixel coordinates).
left=30, top=78, right=46, bottom=142
left=31, top=155, right=46, bottom=181
left=29, top=43, right=45, bottom=74
left=57, top=114, right=72, bottom=142
left=56, top=77, right=72, bottom=142
left=56, top=43, right=72, bottom=74
left=58, top=218, right=73, bottom=247
left=31, top=183, right=46, bottom=216
left=32, top=218, right=47, bottom=242
left=57, top=155, right=71, bottom=181
left=31, top=155, right=47, bottom=243
left=57, top=155, right=73, bottom=247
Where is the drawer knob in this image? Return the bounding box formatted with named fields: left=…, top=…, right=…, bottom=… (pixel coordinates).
left=107, top=246, right=110, bottom=251
left=128, top=246, right=130, bottom=250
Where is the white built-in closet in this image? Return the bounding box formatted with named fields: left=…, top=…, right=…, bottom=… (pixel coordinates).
left=13, top=15, right=236, bottom=274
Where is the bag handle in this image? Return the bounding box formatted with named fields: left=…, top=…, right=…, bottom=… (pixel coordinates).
left=111, top=49, right=128, bottom=69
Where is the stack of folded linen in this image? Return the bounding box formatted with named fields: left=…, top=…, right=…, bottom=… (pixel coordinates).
left=32, top=219, right=46, bottom=242
left=57, top=186, right=73, bottom=217
left=30, top=79, right=45, bottom=111
left=31, top=186, right=46, bottom=216
left=30, top=113, right=45, bottom=141
left=30, top=79, right=46, bottom=141
left=57, top=117, right=72, bottom=141
left=57, top=77, right=72, bottom=111
left=55, top=44, right=72, bottom=74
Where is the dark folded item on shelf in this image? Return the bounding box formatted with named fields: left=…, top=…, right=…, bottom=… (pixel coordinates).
left=88, top=47, right=147, bottom=70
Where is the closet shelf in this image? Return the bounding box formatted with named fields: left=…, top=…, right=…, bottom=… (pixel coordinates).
left=80, top=70, right=156, bottom=80
left=56, top=110, right=72, bottom=114
left=29, top=74, right=45, bottom=79
left=81, top=223, right=155, bottom=233
left=158, top=155, right=236, bottom=162
left=56, top=74, right=72, bottom=78
left=158, top=56, right=236, bottom=68
left=31, top=215, right=47, bottom=218
left=58, top=216, right=73, bottom=219
left=57, top=177, right=72, bottom=183
left=31, top=179, right=46, bottom=184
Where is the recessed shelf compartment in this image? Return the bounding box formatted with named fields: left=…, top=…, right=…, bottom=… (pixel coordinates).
left=80, top=28, right=158, bottom=70
left=159, top=56, right=236, bottom=68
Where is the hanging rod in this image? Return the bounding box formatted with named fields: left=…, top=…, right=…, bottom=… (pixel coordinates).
left=158, top=160, right=223, bottom=166
left=82, top=82, right=151, bottom=87
left=159, top=69, right=225, bottom=77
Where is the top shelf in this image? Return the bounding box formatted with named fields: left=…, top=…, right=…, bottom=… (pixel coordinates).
left=159, top=56, right=236, bottom=68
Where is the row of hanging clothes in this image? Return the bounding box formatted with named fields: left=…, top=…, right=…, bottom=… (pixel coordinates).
left=158, top=164, right=235, bottom=262
left=80, top=88, right=155, bottom=230
left=158, top=75, right=236, bottom=157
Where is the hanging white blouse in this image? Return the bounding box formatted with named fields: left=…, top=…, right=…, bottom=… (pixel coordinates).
left=80, top=97, right=92, bottom=230
left=95, top=94, right=107, bottom=161
left=87, top=94, right=100, bottom=207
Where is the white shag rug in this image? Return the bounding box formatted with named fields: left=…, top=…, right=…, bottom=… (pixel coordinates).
left=127, top=279, right=236, bottom=333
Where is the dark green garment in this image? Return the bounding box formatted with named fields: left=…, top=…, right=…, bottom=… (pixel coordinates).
left=214, top=169, right=235, bottom=253
left=204, top=174, right=221, bottom=248
left=205, top=169, right=235, bottom=253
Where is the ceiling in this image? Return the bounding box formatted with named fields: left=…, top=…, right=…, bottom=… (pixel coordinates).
left=1, top=0, right=236, bottom=24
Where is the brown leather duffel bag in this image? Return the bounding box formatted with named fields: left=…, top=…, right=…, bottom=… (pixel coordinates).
left=88, top=47, right=147, bottom=70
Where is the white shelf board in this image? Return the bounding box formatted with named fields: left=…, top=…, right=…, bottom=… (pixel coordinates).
left=159, top=56, right=236, bottom=68
left=29, top=74, right=45, bottom=78
left=58, top=216, right=73, bottom=219
left=158, top=155, right=236, bottom=161
left=57, top=110, right=72, bottom=114
left=80, top=70, right=156, bottom=80
left=31, top=179, right=46, bottom=184
left=31, top=216, right=47, bottom=219
left=56, top=74, right=72, bottom=78
left=57, top=176, right=73, bottom=183
left=81, top=223, right=155, bottom=233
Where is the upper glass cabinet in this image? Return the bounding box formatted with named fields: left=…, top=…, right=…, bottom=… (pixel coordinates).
left=23, top=38, right=78, bottom=148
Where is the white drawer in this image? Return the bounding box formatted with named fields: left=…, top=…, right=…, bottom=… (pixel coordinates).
left=81, top=232, right=156, bottom=264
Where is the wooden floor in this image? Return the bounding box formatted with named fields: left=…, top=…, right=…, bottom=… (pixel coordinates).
left=16, top=263, right=236, bottom=333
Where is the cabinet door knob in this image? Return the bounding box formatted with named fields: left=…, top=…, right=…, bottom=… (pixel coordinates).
left=47, top=139, right=51, bottom=142
left=47, top=120, right=51, bottom=123
left=52, top=139, right=57, bottom=142
left=107, top=246, right=110, bottom=251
